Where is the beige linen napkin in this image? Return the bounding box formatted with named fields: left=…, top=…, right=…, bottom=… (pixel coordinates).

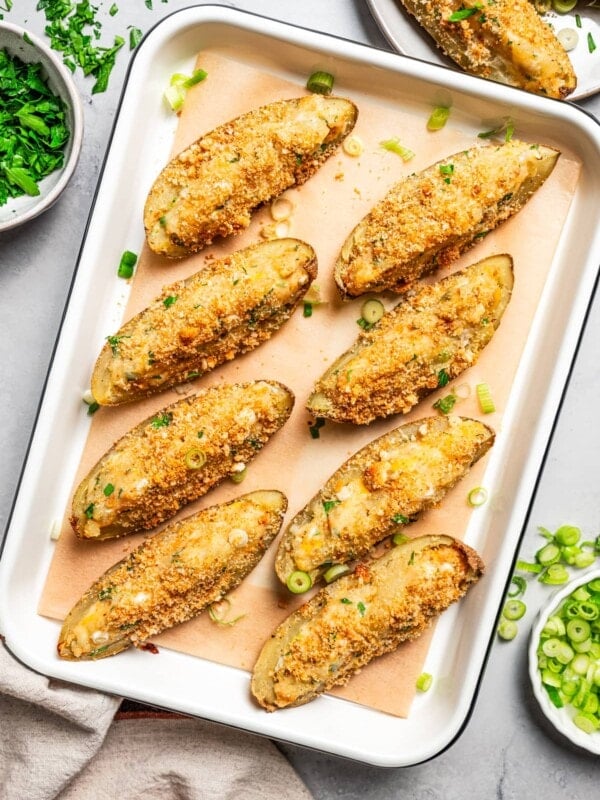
left=0, top=643, right=312, bottom=800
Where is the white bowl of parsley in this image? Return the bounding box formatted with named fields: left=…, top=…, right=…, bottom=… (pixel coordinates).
left=0, top=21, right=83, bottom=232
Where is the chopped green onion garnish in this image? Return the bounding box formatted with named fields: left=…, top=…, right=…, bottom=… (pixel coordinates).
left=476, top=382, right=495, bottom=413
left=502, top=599, right=526, bottom=621
left=508, top=575, right=527, bottom=598
left=576, top=14, right=582, bottom=28
left=498, top=618, right=518, bottom=640
left=416, top=672, right=433, bottom=691
left=230, top=466, right=247, bottom=484
left=117, top=250, right=137, bottom=279
left=552, top=0, right=577, bottom=12
left=184, top=448, right=206, bottom=470
left=182, top=69, right=208, bottom=89
left=588, top=33, right=597, bottom=54
left=467, top=486, right=488, bottom=507
left=539, top=563, right=569, bottom=585
left=516, top=559, right=543, bottom=574
left=433, top=393, right=457, bottom=415
left=103, top=483, right=115, bottom=497
left=303, top=301, right=313, bottom=318
left=208, top=599, right=245, bottom=627
left=380, top=138, right=415, bottom=161
left=426, top=106, right=450, bottom=131
left=286, top=570, right=313, bottom=594
left=306, top=70, right=335, bottom=95
left=309, top=417, right=326, bottom=439
left=109, top=3, right=118, bottom=15
left=392, top=532, right=410, bottom=546
left=360, top=298, right=385, bottom=325
left=324, top=564, right=351, bottom=583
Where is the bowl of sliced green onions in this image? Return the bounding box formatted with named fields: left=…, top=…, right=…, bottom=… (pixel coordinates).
left=529, top=568, right=600, bottom=754
left=0, top=22, right=83, bottom=232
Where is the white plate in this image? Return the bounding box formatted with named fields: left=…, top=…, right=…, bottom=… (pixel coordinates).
left=1, top=4, right=600, bottom=767
left=529, top=568, right=600, bottom=754
left=366, top=0, right=600, bottom=100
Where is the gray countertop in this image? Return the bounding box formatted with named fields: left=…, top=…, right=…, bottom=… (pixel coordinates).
left=1, top=1, right=599, bottom=796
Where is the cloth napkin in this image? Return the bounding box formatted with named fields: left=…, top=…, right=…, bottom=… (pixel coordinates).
left=0, top=642, right=313, bottom=800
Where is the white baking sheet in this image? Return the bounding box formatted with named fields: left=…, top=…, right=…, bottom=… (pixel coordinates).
left=1, top=4, right=600, bottom=766
left=366, top=0, right=600, bottom=100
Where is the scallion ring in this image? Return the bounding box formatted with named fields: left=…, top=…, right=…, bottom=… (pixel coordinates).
left=323, top=564, right=351, bottom=583
left=426, top=106, right=450, bottom=131
left=360, top=298, right=385, bottom=325
left=416, top=672, right=433, bottom=692
left=476, top=382, right=495, bottom=414
left=286, top=570, right=313, bottom=594
left=306, top=70, right=334, bottom=95
left=503, top=599, right=526, bottom=621
left=467, top=486, right=488, bottom=507
left=184, top=448, right=206, bottom=470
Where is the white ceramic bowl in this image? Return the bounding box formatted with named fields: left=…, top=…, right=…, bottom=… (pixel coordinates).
left=529, top=568, right=600, bottom=755
left=0, top=22, right=83, bottom=232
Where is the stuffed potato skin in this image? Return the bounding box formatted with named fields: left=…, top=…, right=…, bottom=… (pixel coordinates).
left=335, top=141, right=559, bottom=297
left=275, top=416, right=493, bottom=587
left=397, top=0, right=576, bottom=99
left=309, top=254, right=513, bottom=424
left=59, top=490, right=287, bottom=660
left=71, top=381, right=294, bottom=540
left=144, top=95, right=358, bottom=258
left=92, top=239, right=317, bottom=405
left=253, top=534, right=484, bottom=710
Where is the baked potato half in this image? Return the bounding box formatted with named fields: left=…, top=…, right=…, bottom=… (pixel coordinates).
left=275, top=415, right=493, bottom=588
left=397, top=0, right=576, bottom=99
left=59, top=490, right=287, bottom=660
left=309, top=254, right=513, bottom=424
left=71, top=381, right=293, bottom=540
left=92, top=239, right=317, bottom=405
left=335, top=140, right=559, bottom=297
left=144, top=94, right=358, bottom=257
left=253, top=534, right=484, bottom=710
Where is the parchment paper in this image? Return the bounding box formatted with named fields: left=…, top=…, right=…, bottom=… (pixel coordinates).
left=39, top=51, right=581, bottom=717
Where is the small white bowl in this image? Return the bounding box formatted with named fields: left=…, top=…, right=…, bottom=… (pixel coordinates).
left=0, top=22, right=83, bottom=232
left=529, top=568, right=600, bottom=755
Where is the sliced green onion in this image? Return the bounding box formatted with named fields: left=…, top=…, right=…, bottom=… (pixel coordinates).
left=516, top=559, right=543, bottom=574
left=182, top=68, right=208, bottom=89
left=360, top=298, right=385, bottom=325
left=208, top=598, right=245, bottom=627
left=433, top=393, right=457, bottom=415
left=575, top=14, right=582, bottom=28
left=498, top=618, right=518, bottom=640
left=129, top=27, right=143, bottom=50
left=476, top=382, right=495, bottom=414
left=503, top=599, right=526, bottom=621
left=306, top=70, right=334, bottom=95
left=426, top=106, right=450, bottom=131
left=416, top=672, right=433, bottom=691
left=380, top=138, right=415, bottom=161
left=230, top=466, right=247, bottom=484
left=117, top=250, right=138, bottom=279
left=554, top=525, right=581, bottom=546
left=536, top=542, right=561, bottom=566
left=508, top=576, right=527, bottom=598
left=573, top=713, right=600, bottom=733
left=184, top=448, right=206, bottom=470
left=539, top=563, right=569, bottom=585
left=467, top=486, right=488, bottom=507
left=392, top=532, right=410, bottom=546
left=324, top=564, right=351, bottom=583
left=552, top=0, right=577, bottom=12
left=448, top=8, right=479, bottom=21
left=588, top=32, right=597, bottom=54
left=286, top=570, right=313, bottom=594
left=303, top=301, right=313, bottom=318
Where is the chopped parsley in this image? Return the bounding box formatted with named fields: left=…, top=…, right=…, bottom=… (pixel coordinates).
left=439, top=163, right=454, bottom=184
left=0, top=48, right=70, bottom=206
left=437, top=368, right=450, bottom=387
left=150, top=411, right=173, bottom=428
left=322, top=499, right=341, bottom=514
left=106, top=334, right=129, bottom=355
left=163, top=295, right=178, bottom=308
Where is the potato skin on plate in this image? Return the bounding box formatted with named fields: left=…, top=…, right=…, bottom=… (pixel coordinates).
left=253, top=534, right=484, bottom=710
left=309, top=254, right=513, bottom=424
left=70, top=381, right=293, bottom=540
left=59, top=490, right=287, bottom=660
left=92, top=238, right=317, bottom=405
left=335, top=140, right=559, bottom=297
left=275, top=415, right=493, bottom=587
left=397, top=0, right=576, bottom=99
left=144, top=94, right=358, bottom=257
